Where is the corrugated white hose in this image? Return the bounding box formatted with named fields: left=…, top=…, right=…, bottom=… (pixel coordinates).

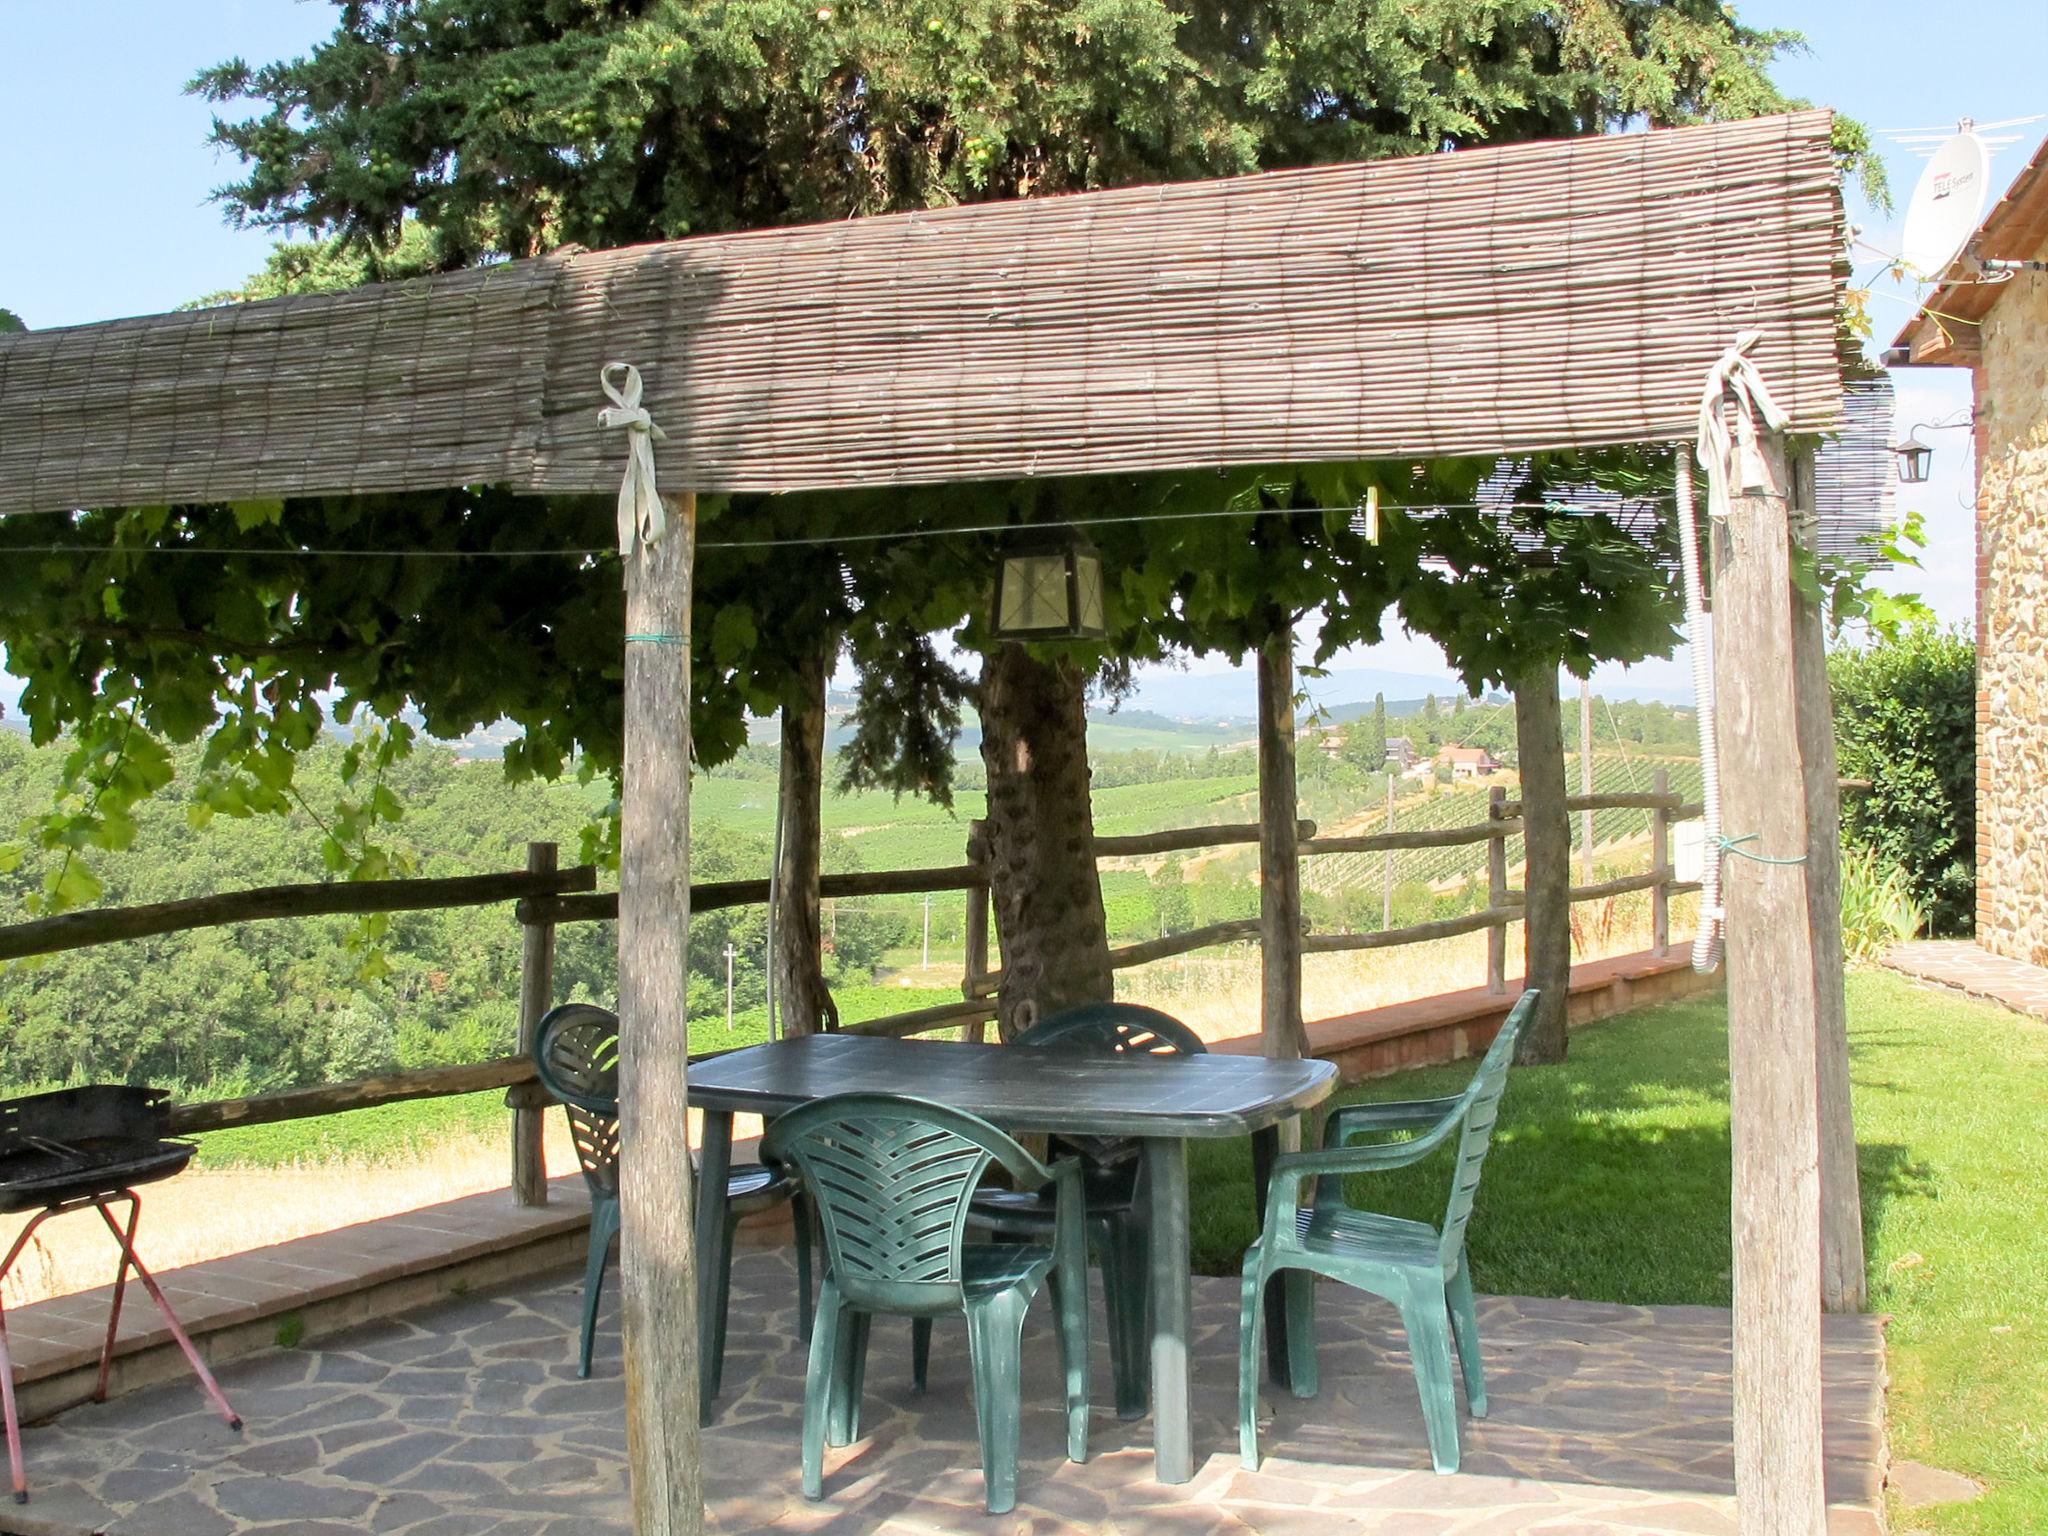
left=1674, top=451, right=1724, bottom=973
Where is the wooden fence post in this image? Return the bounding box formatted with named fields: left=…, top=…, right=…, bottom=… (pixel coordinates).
left=1712, top=431, right=1828, bottom=1536
left=617, top=493, right=703, bottom=1536
left=511, top=841, right=557, bottom=1208
left=1579, top=679, right=1596, bottom=883
left=963, top=819, right=992, bottom=1045
left=1650, top=769, right=1671, bottom=958
left=1381, top=774, right=1396, bottom=931
left=1485, top=785, right=1508, bottom=995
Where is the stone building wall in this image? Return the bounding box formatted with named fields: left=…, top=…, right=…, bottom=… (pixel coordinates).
left=1974, top=240, right=2048, bottom=964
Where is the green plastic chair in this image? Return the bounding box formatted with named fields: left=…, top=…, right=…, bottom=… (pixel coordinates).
left=531, top=1003, right=811, bottom=1381
left=761, top=1092, right=1090, bottom=1515
left=952, top=1000, right=1205, bottom=1419
left=1238, top=990, right=1537, bottom=1476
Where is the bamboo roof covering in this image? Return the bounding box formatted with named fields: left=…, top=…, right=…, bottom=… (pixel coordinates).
left=0, top=112, right=1844, bottom=515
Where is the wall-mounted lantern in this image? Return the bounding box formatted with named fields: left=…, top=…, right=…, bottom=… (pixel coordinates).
left=991, top=526, right=1106, bottom=640
left=1892, top=431, right=1934, bottom=485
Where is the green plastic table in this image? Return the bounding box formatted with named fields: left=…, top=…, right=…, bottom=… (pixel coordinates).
left=687, top=1032, right=1337, bottom=1483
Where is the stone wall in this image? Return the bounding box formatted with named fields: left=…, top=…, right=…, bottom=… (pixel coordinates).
left=1974, top=237, right=2048, bottom=964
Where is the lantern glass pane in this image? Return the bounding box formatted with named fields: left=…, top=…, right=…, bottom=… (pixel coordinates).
left=1073, top=552, right=1105, bottom=634
left=998, top=553, right=1072, bottom=632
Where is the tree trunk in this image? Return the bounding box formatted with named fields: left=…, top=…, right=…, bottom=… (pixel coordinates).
left=774, top=636, right=838, bottom=1035
left=1513, top=660, right=1572, bottom=1064
left=977, top=645, right=1113, bottom=1040
left=1257, top=628, right=1310, bottom=1061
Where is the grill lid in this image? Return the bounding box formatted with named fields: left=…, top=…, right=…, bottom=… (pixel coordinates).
left=0, top=1086, right=193, bottom=1213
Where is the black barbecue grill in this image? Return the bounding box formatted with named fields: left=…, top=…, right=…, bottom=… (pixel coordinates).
left=0, top=1086, right=241, bottom=1504
left=0, top=1087, right=194, bottom=1212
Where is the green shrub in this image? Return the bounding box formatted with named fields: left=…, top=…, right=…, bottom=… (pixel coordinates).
left=1839, top=844, right=1927, bottom=961
left=1829, top=628, right=1974, bottom=933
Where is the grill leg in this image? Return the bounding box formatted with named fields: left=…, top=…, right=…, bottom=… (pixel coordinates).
left=92, top=1194, right=241, bottom=1432
left=93, top=1195, right=138, bottom=1404
left=0, top=1287, right=25, bottom=1502
left=0, top=1209, right=58, bottom=1505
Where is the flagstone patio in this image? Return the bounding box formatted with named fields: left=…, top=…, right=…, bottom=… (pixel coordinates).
left=5, top=1248, right=1885, bottom=1536
left=1887, top=939, right=2048, bottom=1023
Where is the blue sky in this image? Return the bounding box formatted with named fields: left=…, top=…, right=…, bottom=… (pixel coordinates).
left=4, top=3, right=2043, bottom=717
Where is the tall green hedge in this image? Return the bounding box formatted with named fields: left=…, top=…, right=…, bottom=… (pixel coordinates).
left=1828, top=629, right=1976, bottom=934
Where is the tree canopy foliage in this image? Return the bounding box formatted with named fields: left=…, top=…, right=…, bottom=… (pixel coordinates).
left=0, top=0, right=1857, bottom=908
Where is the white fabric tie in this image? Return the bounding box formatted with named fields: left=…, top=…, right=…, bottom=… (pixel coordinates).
left=598, top=362, right=669, bottom=556
left=1693, top=330, right=1790, bottom=523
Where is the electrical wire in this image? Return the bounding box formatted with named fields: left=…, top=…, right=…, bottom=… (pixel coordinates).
left=0, top=497, right=1656, bottom=561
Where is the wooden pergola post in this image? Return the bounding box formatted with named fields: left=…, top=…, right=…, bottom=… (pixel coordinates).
left=617, top=492, right=703, bottom=1536
left=1789, top=452, right=1866, bottom=1314
left=1256, top=623, right=1308, bottom=1065
left=1711, top=434, right=1828, bottom=1536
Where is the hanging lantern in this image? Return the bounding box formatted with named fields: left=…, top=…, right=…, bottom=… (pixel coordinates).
left=990, top=526, right=1106, bottom=640
left=1892, top=432, right=1933, bottom=484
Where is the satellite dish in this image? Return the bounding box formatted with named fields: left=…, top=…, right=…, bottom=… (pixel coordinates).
left=1899, top=126, right=1991, bottom=279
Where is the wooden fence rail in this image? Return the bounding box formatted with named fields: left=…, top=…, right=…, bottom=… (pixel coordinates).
left=6, top=787, right=1705, bottom=1202
left=517, top=863, right=985, bottom=927
left=0, top=865, right=599, bottom=963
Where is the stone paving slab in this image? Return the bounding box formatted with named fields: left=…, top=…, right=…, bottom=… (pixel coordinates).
left=2, top=1251, right=1885, bottom=1536
left=1886, top=940, right=2048, bottom=1021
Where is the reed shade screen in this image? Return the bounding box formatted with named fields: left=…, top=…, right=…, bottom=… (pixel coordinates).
left=0, top=112, right=1843, bottom=515
left=1808, top=376, right=1897, bottom=566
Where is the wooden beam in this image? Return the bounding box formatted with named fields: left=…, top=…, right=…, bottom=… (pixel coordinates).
left=0, top=864, right=596, bottom=962
left=1256, top=627, right=1308, bottom=1062
left=1791, top=449, right=1866, bottom=1314
left=511, top=841, right=557, bottom=1207
left=1713, top=432, right=1827, bottom=1536
left=617, top=494, right=702, bottom=1536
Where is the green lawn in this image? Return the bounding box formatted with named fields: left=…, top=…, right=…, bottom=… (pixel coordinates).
left=1186, top=970, right=2048, bottom=1533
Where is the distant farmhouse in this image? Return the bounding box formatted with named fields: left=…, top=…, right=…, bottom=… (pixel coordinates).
left=1438, top=744, right=1502, bottom=780
left=1383, top=736, right=1419, bottom=772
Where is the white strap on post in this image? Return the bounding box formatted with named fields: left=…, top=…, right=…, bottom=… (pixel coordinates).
left=1693, top=329, right=1790, bottom=524
left=598, top=361, right=669, bottom=557
left=1680, top=329, right=1791, bottom=974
